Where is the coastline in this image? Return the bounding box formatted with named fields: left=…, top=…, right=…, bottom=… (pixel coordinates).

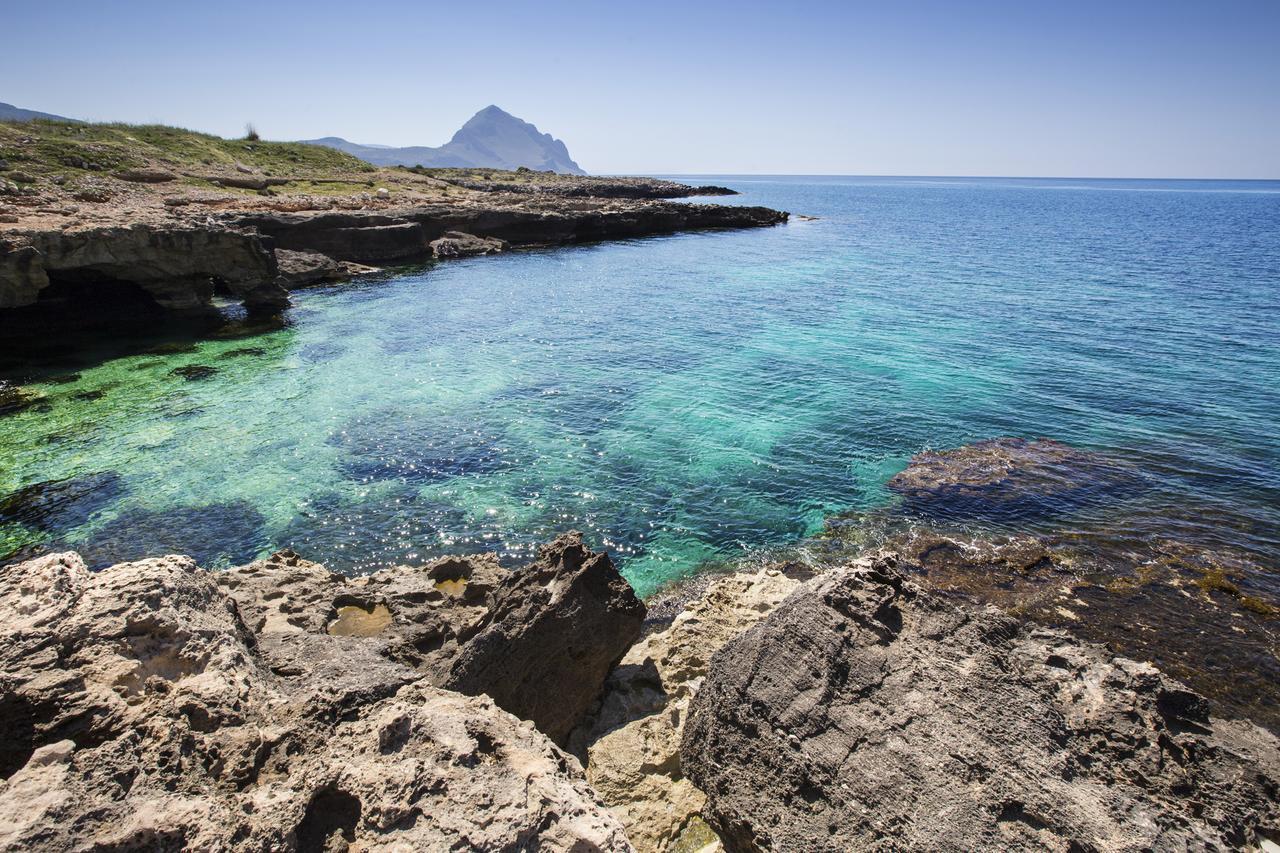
left=0, top=120, right=786, bottom=337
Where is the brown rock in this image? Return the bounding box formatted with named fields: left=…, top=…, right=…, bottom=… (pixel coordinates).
left=681, top=554, right=1280, bottom=852
left=430, top=230, right=508, bottom=258
left=0, top=550, right=636, bottom=851
left=114, top=168, right=177, bottom=183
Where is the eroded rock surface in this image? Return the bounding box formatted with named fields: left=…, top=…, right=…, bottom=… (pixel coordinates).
left=2, top=224, right=286, bottom=311
left=0, top=547, right=635, bottom=851
left=217, top=531, right=645, bottom=744
left=430, top=230, right=508, bottom=258
left=571, top=568, right=800, bottom=852
left=682, top=554, right=1280, bottom=852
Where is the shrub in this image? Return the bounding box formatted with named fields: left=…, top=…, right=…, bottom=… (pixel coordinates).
left=244, top=123, right=260, bottom=142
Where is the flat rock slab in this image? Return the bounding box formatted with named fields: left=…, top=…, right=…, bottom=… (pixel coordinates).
left=681, top=554, right=1280, bottom=852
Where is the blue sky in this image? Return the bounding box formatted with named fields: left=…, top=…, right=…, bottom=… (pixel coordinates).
left=4, top=0, right=1278, bottom=177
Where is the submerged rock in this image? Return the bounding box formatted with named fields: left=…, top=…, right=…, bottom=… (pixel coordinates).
left=681, top=554, right=1280, bottom=852
left=888, top=437, right=1141, bottom=522
left=73, top=500, right=267, bottom=569
left=0, top=551, right=633, bottom=851
left=170, top=364, right=217, bottom=380
left=0, top=471, right=125, bottom=532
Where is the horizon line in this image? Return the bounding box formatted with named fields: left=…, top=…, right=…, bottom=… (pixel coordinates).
left=640, top=173, right=1280, bottom=182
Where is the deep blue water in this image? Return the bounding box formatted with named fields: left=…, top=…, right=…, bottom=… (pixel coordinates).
left=3, top=176, right=1278, bottom=597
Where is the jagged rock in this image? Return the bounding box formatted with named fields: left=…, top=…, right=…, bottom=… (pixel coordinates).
left=681, top=554, right=1280, bottom=852
left=0, top=550, right=635, bottom=850
left=571, top=567, right=800, bottom=852
left=217, top=532, right=645, bottom=745
left=430, top=230, right=508, bottom=258
left=274, top=248, right=346, bottom=287
left=887, top=437, right=1142, bottom=522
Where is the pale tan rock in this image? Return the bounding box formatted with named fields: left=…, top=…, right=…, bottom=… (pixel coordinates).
left=572, top=567, right=800, bottom=852
left=0, top=549, right=635, bottom=851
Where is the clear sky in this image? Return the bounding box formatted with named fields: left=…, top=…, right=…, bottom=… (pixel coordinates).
left=4, top=0, right=1278, bottom=177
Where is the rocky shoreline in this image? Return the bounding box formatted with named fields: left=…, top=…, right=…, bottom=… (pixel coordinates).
left=0, top=121, right=787, bottom=336
left=3, top=453, right=1279, bottom=850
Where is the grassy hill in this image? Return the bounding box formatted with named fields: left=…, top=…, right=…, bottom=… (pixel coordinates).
left=0, top=119, right=376, bottom=184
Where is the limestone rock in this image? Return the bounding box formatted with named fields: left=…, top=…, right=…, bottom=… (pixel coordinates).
left=571, top=568, right=800, bottom=852
left=681, top=554, right=1280, bottom=852
left=274, top=248, right=346, bottom=287
left=0, top=239, right=48, bottom=308
left=217, top=531, right=645, bottom=745
left=0, top=224, right=286, bottom=311
left=430, top=230, right=508, bottom=258
left=0, top=550, right=634, bottom=851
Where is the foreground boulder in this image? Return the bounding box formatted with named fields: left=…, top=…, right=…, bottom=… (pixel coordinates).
left=0, top=543, right=639, bottom=850
left=570, top=567, right=801, bottom=852
left=682, top=554, right=1280, bottom=852
left=216, top=531, right=645, bottom=744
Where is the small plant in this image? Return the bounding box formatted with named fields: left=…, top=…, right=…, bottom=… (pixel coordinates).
left=244, top=123, right=260, bottom=142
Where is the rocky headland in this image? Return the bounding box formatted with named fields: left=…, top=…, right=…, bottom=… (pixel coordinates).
left=0, top=120, right=784, bottom=336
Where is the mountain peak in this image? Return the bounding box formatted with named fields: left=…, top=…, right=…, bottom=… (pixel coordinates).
left=303, top=107, right=585, bottom=175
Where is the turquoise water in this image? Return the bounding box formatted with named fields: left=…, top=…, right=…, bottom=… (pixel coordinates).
left=3, top=176, right=1279, bottom=597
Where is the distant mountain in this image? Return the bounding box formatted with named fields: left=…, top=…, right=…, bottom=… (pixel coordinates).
left=303, top=106, right=586, bottom=175
left=0, top=102, right=79, bottom=123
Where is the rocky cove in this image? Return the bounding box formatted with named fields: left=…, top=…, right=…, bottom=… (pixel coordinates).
left=3, top=126, right=1280, bottom=851
left=2, top=440, right=1278, bottom=851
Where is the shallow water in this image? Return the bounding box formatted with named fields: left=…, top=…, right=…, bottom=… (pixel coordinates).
left=2, top=176, right=1278, bottom=598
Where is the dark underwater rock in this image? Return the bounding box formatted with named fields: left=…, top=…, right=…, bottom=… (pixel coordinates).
left=887, top=437, right=1143, bottom=522
left=73, top=501, right=267, bottom=569
left=330, top=409, right=509, bottom=486
left=681, top=554, right=1280, bottom=852
left=0, top=471, right=125, bottom=532
left=170, top=364, right=217, bottom=381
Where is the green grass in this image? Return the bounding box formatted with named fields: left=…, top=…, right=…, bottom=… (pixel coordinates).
left=0, top=119, right=376, bottom=180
